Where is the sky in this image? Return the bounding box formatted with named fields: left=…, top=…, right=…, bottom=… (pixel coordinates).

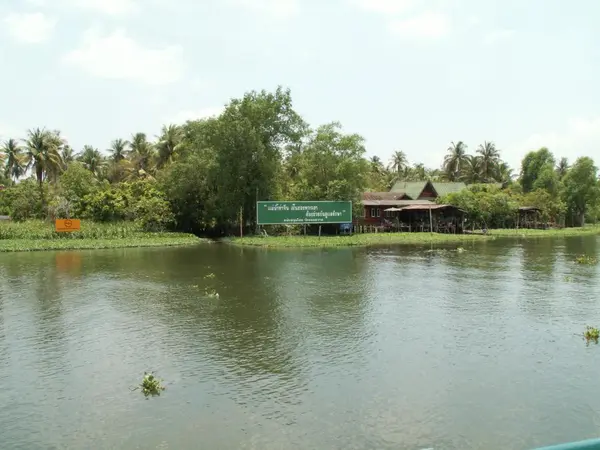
left=0, top=0, right=599, bottom=172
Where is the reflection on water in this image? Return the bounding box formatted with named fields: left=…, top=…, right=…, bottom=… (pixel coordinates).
left=0, top=238, right=600, bottom=449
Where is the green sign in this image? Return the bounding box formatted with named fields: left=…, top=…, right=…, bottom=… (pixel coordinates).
left=257, top=201, right=352, bottom=225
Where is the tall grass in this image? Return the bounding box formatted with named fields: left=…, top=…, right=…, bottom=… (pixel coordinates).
left=0, top=220, right=191, bottom=240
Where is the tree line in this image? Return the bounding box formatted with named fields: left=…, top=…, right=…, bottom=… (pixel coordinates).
left=0, top=86, right=598, bottom=234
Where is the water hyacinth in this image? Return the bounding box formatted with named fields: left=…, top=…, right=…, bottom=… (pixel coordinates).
left=575, top=254, right=598, bottom=265
left=584, top=326, right=600, bottom=344
left=139, top=372, right=166, bottom=397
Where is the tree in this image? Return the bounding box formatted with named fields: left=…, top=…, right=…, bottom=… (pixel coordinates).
left=477, top=141, right=500, bottom=182
left=61, top=145, right=76, bottom=171
left=556, top=157, right=569, bottom=180
left=443, top=141, right=469, bottom=181
left=109, top=138, right=128, bottom=163
left=129, top=132, right=155, bottom=175
left=209, top=86, right=307, bottom=230
left=2, top=138, right=25, bottom=181
left=23, top=127, right=63, bottom=192
left=389, top=150, right=408, bottom=175
left=520, top=147, right=555, bottom=193
left=78, top=145, right=104, bottom=177
left=291, top=122, right=368, bottom=215
left=562, top=156, right=600, bottom=226
left=155, top=124, right=184, bottom=169
left=461, top=155, right=483, bottom=184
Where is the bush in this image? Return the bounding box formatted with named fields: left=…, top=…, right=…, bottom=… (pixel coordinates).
left=0, top=179, right=46, bottom=221
left=133, top=196, right=175, bottom=231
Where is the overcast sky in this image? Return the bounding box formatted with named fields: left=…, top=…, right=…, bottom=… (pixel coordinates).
left=1, top=0, right=599, bottom=171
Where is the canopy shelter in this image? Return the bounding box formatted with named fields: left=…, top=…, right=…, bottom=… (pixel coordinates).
left=517, top=206, right=543, bottom=229
left=381, top=204, right=466, bottom=233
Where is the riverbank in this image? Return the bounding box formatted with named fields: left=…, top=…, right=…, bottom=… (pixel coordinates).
left=230, top=226, right=600, bottom=248
left=0, top=220, right=201, bottom=252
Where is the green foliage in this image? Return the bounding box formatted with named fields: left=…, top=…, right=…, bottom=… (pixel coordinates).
left=286, top=122, right=368, bottom=218
left=575, top=254, right=597, bottom=265
left=584, top=326, right=599, bottom=344
left=520, top=147, right=555, bottom=193
left=139, top=372, right=166, bottom=397
left=562, top=157, right=600, bottom=226
left=1, top=87, right=599, bottom=237
left=0, top=179, right=46, bottom=220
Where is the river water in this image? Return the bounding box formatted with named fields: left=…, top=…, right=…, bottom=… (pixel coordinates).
left=1, top=237, right=600, bottom=449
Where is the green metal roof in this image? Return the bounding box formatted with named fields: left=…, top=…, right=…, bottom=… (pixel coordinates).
left=390, top=181, right=467, bottom=198
left=389, top=181, right=427, bottom=199
left=432, top=182, right=467, bottom=197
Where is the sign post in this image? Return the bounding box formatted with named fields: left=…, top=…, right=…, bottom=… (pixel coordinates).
left=256, top=201, right=352, bottom=225
left=55, top=219, right=81, bottom=233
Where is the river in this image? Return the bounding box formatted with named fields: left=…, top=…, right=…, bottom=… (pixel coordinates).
left=1, top=237, right=599, bottom=449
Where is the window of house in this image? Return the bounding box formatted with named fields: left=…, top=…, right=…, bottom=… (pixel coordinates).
left=371, top=208, right=376, bottom=218
left=376, top=208, right=381, bottom=218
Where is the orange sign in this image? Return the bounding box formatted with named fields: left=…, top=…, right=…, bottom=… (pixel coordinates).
left=55, top=219, right=81, bottom=232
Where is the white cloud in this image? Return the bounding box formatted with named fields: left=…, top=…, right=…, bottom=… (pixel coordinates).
left=62, top=27, right=184, bottom=85
left=483, top=29, right=516, bottom=45
left=355, top=0, right=414, bottom=14
left=3, top=12, right=56, bottom=43
left=232, top=0, right=299, bottom=18
left=507, top=116, right=600, bottom=168
left=63, top=0, right=138, bottom=15
left=167, top=108, right=224, bottom=124
left=388, top=11, right=450, bottom=39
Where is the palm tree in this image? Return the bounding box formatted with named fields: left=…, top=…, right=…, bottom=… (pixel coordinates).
left=461, top=155, right=483, bottom=184
left=61, top=145, right=76, bottom=170
left=443, top=141, right=469, bottom=181
left=369, top=156, right=384, bottom=173
left=477, top=141, right=500, bottom=182
left=155, top=124, right=183, bottom=169
left=129, top=132, right=155, bottom=175
left=389, top=150, right=408, bottom=175
left=23, top=128, right=63, bottom=185
left=2, top=138, right=25, bottom=181
left=495, top=161, right=514, bottom=185
left=556, top=157, right=569, bottom=180
left=78, top=145, right=104, bottom=176
left=109, top=138, right=128, bottom=163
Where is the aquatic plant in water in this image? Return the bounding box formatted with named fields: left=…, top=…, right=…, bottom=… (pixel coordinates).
left=205, top=288, right=219, bottom=298
left=584, top=326, right=600, bottom=344
left=138, top=372, right=166, bottom=397
left=575, top=255, right=597, bottom=265
left=204, top=273, right=216, bottom=279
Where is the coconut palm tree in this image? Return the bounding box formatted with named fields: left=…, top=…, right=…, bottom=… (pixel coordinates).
left=477, top=141, right=500, bottom=182
left=109, top=138, right=128, bottom=163
left=129, top=132, right=155, bottom=175
left=155, top=124, right=183, bottom=169
left=369, top=155, right=384, bottom=173
left=2, top=138, right=25, bottom=181
left=495, top=161, right=514, bottom=185
left=78, top=145, right=104, bottom=176
left=556, top=157, right=569, bottom=180
left=60, top=145, right=76, bottom=171
left=443, top=141, right=469, bottom=181
left=389, top=150, right=408, bottom=175
left=23, top=128, right=63, bottom=186
left=461, top=155, right=483, bottom=184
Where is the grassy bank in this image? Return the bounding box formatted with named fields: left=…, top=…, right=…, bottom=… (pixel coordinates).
left=0, top=220, right=201, bottom=252
left=231, top=226, right=600, bottom=248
